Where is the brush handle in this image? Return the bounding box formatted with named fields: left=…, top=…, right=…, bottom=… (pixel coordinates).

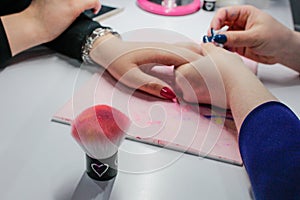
left=86, top=153, right=118, bottom=181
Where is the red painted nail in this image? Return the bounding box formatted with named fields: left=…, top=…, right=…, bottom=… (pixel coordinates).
left=160, top=87, right=176, bottom=100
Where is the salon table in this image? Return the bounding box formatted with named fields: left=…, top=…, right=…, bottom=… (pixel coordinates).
left=0, top=0, right=298, bottom=199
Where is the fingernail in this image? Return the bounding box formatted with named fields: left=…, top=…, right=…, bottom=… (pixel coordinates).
left=203, top=35, right=213, bottom=43
left=203, top=35, right=209, bottom=43
left=160, top=87, right=176, bottom=100
left=213, top=34, right=227, bottom=44
left=203, top=36, right=208, bottom=43
left=225, top=46, right=233, bottom=51
left=210, top=28, right=215, bottom=36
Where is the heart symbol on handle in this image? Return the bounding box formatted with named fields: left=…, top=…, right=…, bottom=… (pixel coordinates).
left=205, top=2, right=214, bottom=10
left=91, top=163, right=109, bottom=178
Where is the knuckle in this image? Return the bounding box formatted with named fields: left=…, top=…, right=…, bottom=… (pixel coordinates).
left=143, top=82, right=160, bottom=91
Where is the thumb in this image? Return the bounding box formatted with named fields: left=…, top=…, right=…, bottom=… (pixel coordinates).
left=222, top=30, right=254, bottom=47
left=92, top=1, right=101, bottom=14
left=83, top=0, right=101, bottom=14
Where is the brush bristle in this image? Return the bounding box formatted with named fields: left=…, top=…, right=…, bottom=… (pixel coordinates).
left=71, top=105, right=130, bottom=159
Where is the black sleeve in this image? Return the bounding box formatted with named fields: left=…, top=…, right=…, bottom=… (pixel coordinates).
left=0, top=0, right=31, bottom=16
left=45, top=13, right=103, bottom=62
left=0, top=18, right=12, bottom=68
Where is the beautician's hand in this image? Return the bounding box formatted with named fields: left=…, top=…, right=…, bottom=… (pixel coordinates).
left=1, top=0, right=101, bottom=56
left=176, top=43, right=277, bottom=130
left=90, top=35, right=203, bottom=100
left=209, top=5, right=300, bottom=72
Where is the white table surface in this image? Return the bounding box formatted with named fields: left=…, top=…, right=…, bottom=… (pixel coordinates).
left=0, top=0, right=298, bottom=199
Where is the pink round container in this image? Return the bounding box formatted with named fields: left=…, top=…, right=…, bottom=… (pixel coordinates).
left=137, top=0, right=202, bottom=16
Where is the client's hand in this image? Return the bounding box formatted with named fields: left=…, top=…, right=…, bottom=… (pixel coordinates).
left=90, top=35, right=203, bottom=100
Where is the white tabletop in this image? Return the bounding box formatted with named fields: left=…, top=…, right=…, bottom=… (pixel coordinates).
left=0, top=0, right=298, bottom=199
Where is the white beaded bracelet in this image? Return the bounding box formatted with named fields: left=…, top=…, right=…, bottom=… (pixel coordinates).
left=81, top=27, right=120, bottom=64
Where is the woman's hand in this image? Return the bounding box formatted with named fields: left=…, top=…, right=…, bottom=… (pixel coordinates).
left=209, top=5, right=300, bottom=72
left=90, top=35, right=203, bottom=100
left=1, top=0, right=101, bottom=56
left=175, top=44, right=244, bottom=108
left=176, top=43, right=277, bottom=130
left=25, top=0, right=101, bottom=41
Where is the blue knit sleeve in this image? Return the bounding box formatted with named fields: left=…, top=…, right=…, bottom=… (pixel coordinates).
left=239, top=101, right=300, bottom=200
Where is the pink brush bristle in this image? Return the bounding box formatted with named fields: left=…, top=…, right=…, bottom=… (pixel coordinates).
left=71, top=105, right=130, bottom=159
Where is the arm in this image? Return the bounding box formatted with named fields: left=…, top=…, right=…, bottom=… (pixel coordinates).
left=0, top=0, right=32, bottom=67
left=1, top=10, right=49, bottom=58
left=202, top=44, right=278, bottom=129
left=239, top=101, right=300, bottom=199
left=0, top=0, right=100, bottom=67
left=175, top=43, right=300, bottom=198
left=49, top=16, right=203, bottom=100
left=47, top=15, right=174, bottom=95
left=1, top=0, right=201, bottom=100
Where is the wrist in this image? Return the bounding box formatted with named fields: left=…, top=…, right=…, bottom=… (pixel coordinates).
left=82, top=27, right=121, bottom=64
left=22, top=5, right=55, bottom=43
left=1, top=10, right=49, bottom=56
left=89, top=33, right=123, bottom=67
left=278, top=30, right=300, bottom=72
left=221, top=65, right=277, bottom=131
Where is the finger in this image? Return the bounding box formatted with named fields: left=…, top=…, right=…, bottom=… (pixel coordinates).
left=91, top=38, right=203, bottom=69
left=136, top=45, right=202, bottom=66
left=113, top=47, right=202, bottom=100
left=209, top=8, right=228, bottom=34
left=210, top=6, right=251, bottom=30
left=231, top=46, right=245, bottom=56
left=201, top=43, right=242, bottom=60
left=208, top=5, right=255, bottom=34
left=174, top=42, right=204, bottom=55
left=113, top=67, right=177, bottom=100
left=222, top=30, right=256, bottom=48
left=81, top=0, right=101, bottom=14
left=175, top=64, right=199, bottom=103
left=118, top=47, right=202, bottom=69
left=93, top=1, right=101, bottom=14
left=200, top=43, right=219, bottom=56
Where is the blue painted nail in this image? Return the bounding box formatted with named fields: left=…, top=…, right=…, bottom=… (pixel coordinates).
left=210, top=28, right=215, bottom=36
left=203, top=35, right=213, bottom=43
left=213, top=34, right=227, bottom=44
left=203, top=35, right=209, bottom=43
